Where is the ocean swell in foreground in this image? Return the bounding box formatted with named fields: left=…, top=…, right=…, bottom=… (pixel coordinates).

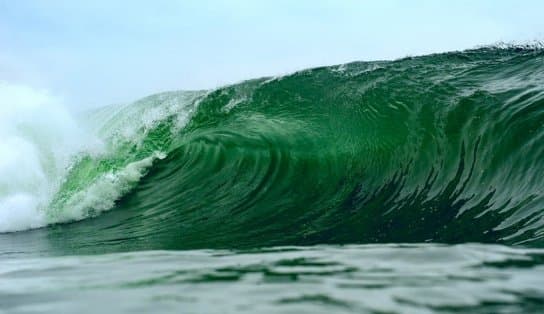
left=1, top=46, right=544, bottom=252
left=2, top=244, right=544, bottom=314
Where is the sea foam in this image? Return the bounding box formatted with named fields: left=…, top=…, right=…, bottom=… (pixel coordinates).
left=0, top=82, right=97, bottom=232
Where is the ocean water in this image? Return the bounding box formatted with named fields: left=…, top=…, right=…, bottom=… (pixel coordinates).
left=1, top=46, right=544, bottom=313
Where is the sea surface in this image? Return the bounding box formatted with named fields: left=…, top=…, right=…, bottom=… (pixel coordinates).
left=1, top=46, right=544, bottom=313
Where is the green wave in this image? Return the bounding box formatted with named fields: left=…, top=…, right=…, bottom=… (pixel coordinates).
left=44, top=46, right=544, bottom=253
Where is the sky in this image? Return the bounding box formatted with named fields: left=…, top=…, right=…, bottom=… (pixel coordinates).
left=1, top=0, right=543, bottom=109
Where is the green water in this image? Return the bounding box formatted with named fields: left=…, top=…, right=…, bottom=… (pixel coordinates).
left=1, top=46, right=544, bottom=313
left=1, top=245, right=544, bottom=313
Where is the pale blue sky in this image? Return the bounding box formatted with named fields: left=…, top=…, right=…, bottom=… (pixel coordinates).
left=1, top=0, right=543, bottom=108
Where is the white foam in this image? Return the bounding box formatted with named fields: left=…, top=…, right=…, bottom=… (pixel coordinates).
left=0, top=82, right=99, bottom=232
left=58, top=152, right=165, bottom=222
left=0, top=85, right=199, bottom=232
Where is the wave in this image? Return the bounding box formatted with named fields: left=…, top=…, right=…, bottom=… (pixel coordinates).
left=2, top=46, right=544, bottom=251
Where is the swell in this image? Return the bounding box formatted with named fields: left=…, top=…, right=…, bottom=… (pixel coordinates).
left=6, top=46, right=544, bottom=253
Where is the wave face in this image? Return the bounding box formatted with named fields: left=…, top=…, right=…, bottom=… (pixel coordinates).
left=3, top=47, right=544, bottom=252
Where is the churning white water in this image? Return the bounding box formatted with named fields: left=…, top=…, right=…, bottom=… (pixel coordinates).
left=0, top=82, right=97, bottom=231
